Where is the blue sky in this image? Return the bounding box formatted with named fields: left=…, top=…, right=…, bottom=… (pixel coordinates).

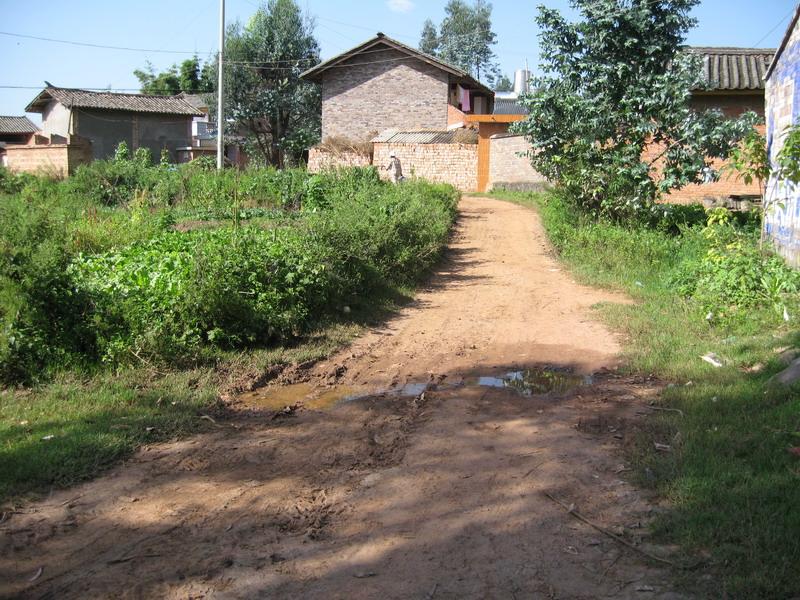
left=1, top=0, right=797, bottom=121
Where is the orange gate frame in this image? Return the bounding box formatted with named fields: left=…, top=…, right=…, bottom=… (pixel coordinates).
left=465, top=114, right=526, bottom=192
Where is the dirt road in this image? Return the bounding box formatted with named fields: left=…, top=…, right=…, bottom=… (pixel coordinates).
left=1, top=197, right=684, bottom=599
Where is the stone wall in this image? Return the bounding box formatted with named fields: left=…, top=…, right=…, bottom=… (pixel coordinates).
left=487, top=134, right=547, bottom=191
left=320, top=47, right=449, bottom=141
left=764, top=17, right=800, bottom=267
left=307, top=146, right=372, bottom=173
left=4, top=140, right=91, bottom=176
left=373, top=142, right=477, bottom=191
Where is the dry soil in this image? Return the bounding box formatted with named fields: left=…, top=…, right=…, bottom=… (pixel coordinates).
left=0, top=197, right=687, bottom=599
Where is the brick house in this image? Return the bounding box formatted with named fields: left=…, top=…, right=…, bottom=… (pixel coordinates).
left=301, top=33, right=494, bottom=144
left=0, top=116, right=39, bottom=168
left=764, top=5, right=800, bottom=267
left=656, top=47, right=774, bottom=204
left=24, top=87, right=203, bottom=162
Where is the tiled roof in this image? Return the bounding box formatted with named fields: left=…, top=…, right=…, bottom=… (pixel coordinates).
left=493, top=98, right=528, bottom=115
left=177, top=92, right=211, bottom=111
left=689, top=47, right=775, bottom=91
left=371, top=129, right=478, bottom=144
left=301, top=33, right=494, bottom=96
left=25, top=87, right=203, bottom=115
left=0, top=115, right=38, bottom=134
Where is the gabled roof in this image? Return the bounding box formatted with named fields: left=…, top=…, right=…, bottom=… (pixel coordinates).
left=300, top=33, right=493, bottom=96
left=765, top=4, right=800, bottom=80
left=25, top=87, right=204, bottom=116
left=688, top=47, right=775, bottom=91
left=0, top=115, right=38, bottom=134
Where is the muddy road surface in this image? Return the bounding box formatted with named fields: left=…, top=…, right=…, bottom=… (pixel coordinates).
left=1, top=197, right=685, bottom=599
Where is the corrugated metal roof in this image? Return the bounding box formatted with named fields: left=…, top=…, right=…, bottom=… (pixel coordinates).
left=689, top=47, right=775, bottom=91
left=0, top=115, right=38, bottom=134
left=493, top=98, right=528, bottom=115
left=25, top=87, right=203, bottom=115
left=371, top=129, right=478, bottom=144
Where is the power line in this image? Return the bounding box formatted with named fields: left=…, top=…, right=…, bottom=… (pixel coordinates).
left=752, top=6, right=796, bottom=48
left=0, top=30, right=210, bottom=55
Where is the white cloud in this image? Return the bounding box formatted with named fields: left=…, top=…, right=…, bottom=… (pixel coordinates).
left=387, top=0, right=415, bottom=13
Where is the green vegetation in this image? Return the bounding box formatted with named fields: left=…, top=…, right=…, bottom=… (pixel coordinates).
left=515, top=0, right=757, bottom=220
left=0, top=154, right=458, bottom=502
left=490, top=189, right=800, bottom=598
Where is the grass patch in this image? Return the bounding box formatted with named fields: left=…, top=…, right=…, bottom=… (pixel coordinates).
left=487, top=189, right=800, bottom=598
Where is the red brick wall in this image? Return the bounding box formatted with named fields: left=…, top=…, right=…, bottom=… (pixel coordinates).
left=5, top=140, right=92, bottom=176
left=689, top=92, right=765, bottom=118
left=651, top=92, right=765, bottom=204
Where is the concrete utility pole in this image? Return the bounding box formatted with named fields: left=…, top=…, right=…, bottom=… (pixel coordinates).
left=216, top=0, right=225, bottom=170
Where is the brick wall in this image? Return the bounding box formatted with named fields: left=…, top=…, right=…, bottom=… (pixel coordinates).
left=690, top=93, right=765, bottom=118
left=447, top=104, right=466, bottom=126
left=307, top=146, right=372, bottom=173
left=487, top=134, right=547, bottom=191
left=645, top=124, right=766, bottom=206
left=321, top=47, right=449, bottom=141
left=4, top=140, right=91, bottom=176
left=764, top=17, right=800, bottom=267
left=373, top=142, right=477, bottom=191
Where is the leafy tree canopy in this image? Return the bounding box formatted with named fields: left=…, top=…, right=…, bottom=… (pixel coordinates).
left=515, top=0, right=758, bottom=219
left=494, top=73, right=513, bottom=92
left=220, top=0, right=321, bottom=167
left=420, top=19, right=439, bottom=55
left=418, top=0, right=500, bottom=86
left=134, top=57, right=214, bottom=96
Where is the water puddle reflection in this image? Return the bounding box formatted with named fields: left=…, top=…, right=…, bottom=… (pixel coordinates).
left=238, top=367, right=591, bottom=412
left=468, top=367, right=590, bottom=396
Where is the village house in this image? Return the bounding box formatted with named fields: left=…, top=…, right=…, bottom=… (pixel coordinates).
left=654, top=46, right=774, bottom=205
left=301, top=33, right=538, bottom=191
left=0, top=116, right=39, bottom=168
left=301, top=32, right=494, bottom=144
left=3, top=87, right=203, bottom=174
left=763, top=5, right=800, bottom=267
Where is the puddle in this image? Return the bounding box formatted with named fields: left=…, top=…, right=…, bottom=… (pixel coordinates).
left=238, top=382, right=368, bottom=411
left=468, top=368, right=590, bottom=397
left=237, top=367, right=590, bottom=413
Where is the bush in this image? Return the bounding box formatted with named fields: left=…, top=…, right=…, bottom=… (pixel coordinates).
left=0, top=195, right=97, bottom=384
left=0, top=166, right=458, bottom=380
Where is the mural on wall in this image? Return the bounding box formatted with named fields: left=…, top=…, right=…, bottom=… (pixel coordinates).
left=765, top=16, right=800, bottom=267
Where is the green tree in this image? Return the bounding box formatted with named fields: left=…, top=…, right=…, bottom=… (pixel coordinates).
left=134, top=56, right=214, bottom=95
left=515, top=0, right=758, bottom=219
left=419, top=19, right=439, bottom=55
left=418, top=0, right=500, bottom=85
left=221, top=0, right=321, bottom=166
left=494, top=73, right=513, bottom=92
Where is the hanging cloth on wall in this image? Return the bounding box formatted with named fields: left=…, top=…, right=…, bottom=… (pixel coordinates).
left=458, top=85, right=471, bottom=112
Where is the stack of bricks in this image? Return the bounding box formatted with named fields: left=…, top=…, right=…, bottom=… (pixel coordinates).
left=373, top=142, right=478, bottom=191
left=487, top=134, right=547, bottom=191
